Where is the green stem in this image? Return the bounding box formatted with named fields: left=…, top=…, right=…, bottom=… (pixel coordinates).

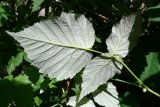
left=67, top=47, right=160, bottom=98
left=111, top=78, right=139, bottom=87
left=114, top=56, right=160, bottom=98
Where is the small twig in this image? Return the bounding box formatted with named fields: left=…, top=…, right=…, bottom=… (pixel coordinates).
left=114, top=56, right=160, bottom=98
left=77, top=5, right=109, bottom=21
left=111, top=78, right=139, bottom=87
left=94, top=13, right=109, bottom=21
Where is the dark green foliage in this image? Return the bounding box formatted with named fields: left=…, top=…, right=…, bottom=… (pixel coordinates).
left=0, top=0, right=160, bottom=106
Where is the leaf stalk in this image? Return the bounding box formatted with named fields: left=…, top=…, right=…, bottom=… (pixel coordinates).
left=114, top=56, right=160, bottom=98
left=84, top=48, right=160, bottom=98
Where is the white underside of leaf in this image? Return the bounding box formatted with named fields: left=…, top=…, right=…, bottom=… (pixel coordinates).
left=67, top=96, right=95, bottom=107
left=94, top=82, right=120, bottom=107
left=106, top=15, right=135, bottom=58
left=67, top=96, right=77, bottom=107
left=79, top=57, right=122, bottom=100
left=81, top=100, right=95, bottom=107
left=7, top=12, right=95, bottom=80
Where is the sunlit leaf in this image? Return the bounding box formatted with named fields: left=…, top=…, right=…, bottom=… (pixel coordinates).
left=106, top=15, right=135, bottom=57
left=67, top=96, right=76, bottom=107
left=93, top=82, right=120, bottom=107
left=67, top=96, right=95, bottom=107
left=7, top=51, right=24, bottom=75
left=79, top=57, right=122, bottom=100
left=7, top=12, right=95, bottom=80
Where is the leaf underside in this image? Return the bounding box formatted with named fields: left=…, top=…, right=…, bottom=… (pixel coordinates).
left=7, top=12, right=95, bottom=80
left=67, top=96, right=96, bottom=107
left=93, top=82, right=120, bottom=107
left=106, top=15, right=135, bottom=58
left=79, top=57, right=122, bottom=100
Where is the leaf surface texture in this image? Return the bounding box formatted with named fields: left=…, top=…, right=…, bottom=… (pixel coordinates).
left=7, top=12, right=95, bottom=80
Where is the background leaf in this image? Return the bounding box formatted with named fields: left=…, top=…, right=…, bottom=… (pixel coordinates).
left=0, top=75, right=33, bottom=107
left=7, top=51, right=24, bottom=75
left=32, top=0, right=44, bottom=12
left=147, top=3, right=160, bottom=10
left=140, top=52, right=160, bottom=81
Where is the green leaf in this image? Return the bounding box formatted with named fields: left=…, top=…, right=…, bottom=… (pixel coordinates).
left=106, top=15, right=135, bottom=58
left=49, top=79, right=57, bottom=88
left=34, top=96, right=42, bottom=106
left=13, top=75, right=33, bottom=107
left=95, top=36, right=102, bottom=43
left=32, top=0, right=44, bottom=12
left=0, top=5, right=10, bottom=27
left=0, top=75, right=33, bottom=107
left=147, top=3, right=160, bottom=10
left=79, top=57, right=122, bottom=100
left=7, top=12, right=95, bottom=80
left=140, top=52, right=160, bottom=81
left=13, top=75, right=31, bottom=85
left=7, top=51, right=24, bottom=75
left=0, top=79, right=13, bottom=107
left=32, top=75, right=45, bottom=91
left=149, top=17, right=160, bottom=22
left=93, top=82, right=120, bottom=107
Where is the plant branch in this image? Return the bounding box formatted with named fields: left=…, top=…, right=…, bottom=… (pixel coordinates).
left=114, top=56, right=160, bottom=98
left=77, top=5, right=109, bottom=22
left=111, top=78, right=139, bottom=87
left=65, top=46, right=160, bottom=98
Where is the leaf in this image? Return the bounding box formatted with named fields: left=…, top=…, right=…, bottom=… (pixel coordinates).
left=13, top=75, right=31, bottom=85
left=13, top=75, right=34, bottom=107
left=34, top=96, right=42, bottom=106
left=80, top=100, right=95, bottom=107
left=7, top=51, right=24, bottom=75
left=140, top=52, right=160, bottom=81
left=147, top=3, right=160, bottom=10
left=7, top=12, right=95, bottom=80
left=67, top=96, right=77, bottom=107
left=0, top=79, right=13, bottom=107
left=93, top=82, right=120, bottom=107
left=67, top=96, right=95, bottom=107
left=0, top=5, right=10, bottom=27
left=79, top=57, right=122, bottom=100
left=32, top=0, right=44, bottom=12
left=106, top=15, right=135, bottom=58
left=149, top=17, right=160, bottom=22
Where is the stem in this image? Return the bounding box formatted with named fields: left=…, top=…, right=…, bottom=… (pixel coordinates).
left=114, top=56, right=160, bottom=98
left=51, top=44, right=160, bottom=98
left=111, top=78, right=139, bottom=87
